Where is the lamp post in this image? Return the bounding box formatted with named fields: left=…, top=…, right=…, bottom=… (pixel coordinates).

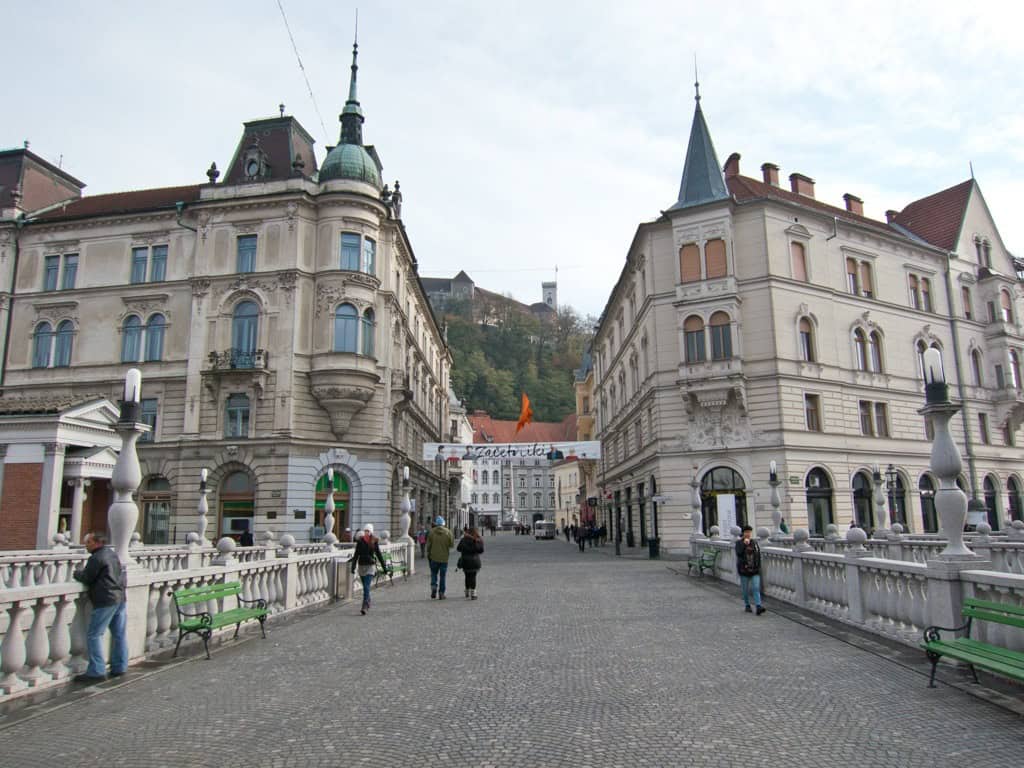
left=399, top=465, right=412, bottom=539
left=918, top=348, right=975, bottom=558
left=769, top=460, right=782, bottom=538
left=871, top=463, right=889, bottom=538
left=690, top=469, right=703, bottom=541
left=885, top=464, right=898, bottom=529
left=323, top=467, right=338, bottom=548
left=109, top=369, right=148, bottom=567
left=197, top=468, right=210, bottom=546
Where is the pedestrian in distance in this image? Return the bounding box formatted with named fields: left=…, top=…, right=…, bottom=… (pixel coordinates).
left=350, top=524, right=388, bottom=615
left=779, top=517, right=790, bottom=534
left=426, top=515, right=454, bottom=599
left=72, top=532, right=127, bottom=682
left=735, top=525, right=765, bottom=615
left=564, top=525, right=571, bottom=543
left=456, top=526, right=485, bottom=599
left=239, top=526, right=254, bottom=547
left=416, top=527, right=428, bottom=558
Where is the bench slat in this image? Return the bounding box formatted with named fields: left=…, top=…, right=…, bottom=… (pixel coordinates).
left=173, top=582, right=243, bottom=606
left=963, top=597, right=1024, bottom=619
left=962, top=607, right=1024, bottom=630
left=953, top=639, right=1024, bottom=668
left=923, top=641, right=1024, bottom=681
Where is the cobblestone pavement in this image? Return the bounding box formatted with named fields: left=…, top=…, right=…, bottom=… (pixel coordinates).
left=2, top=535, right=1022, bottom=767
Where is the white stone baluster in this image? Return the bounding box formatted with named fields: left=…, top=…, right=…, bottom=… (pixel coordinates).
left=68, top=594, right=89, bottom=673
left=45, top=594, right=74, bottom=680
left=0, top=602, right=28, bottom=694
left=21, top=599, right=53, bottom=686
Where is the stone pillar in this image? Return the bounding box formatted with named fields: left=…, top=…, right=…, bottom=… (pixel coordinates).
left=69, top=478, right=87, bottom=544
left=844, top=527, right=869, bottom=624
left=36, top=443, right=66, bottom=548
left=124, top=570, right=152, bottom=662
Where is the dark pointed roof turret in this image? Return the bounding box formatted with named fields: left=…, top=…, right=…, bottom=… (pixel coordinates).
left=667, top=82, right=729, bottom=212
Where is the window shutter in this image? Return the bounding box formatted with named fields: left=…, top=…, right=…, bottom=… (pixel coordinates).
left=705, top=239, right=727, bottom=279
left=679, top=244, right=701, bottom=282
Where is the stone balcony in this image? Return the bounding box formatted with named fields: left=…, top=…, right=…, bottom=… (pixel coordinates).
left=309, top=353, right=381, bottom=437
left=202, top=347, right=271, bottom=399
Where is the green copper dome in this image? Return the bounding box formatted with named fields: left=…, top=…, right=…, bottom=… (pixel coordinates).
left=319, top=143, right=381, bottom=188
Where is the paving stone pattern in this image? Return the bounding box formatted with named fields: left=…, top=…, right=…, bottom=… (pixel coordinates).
left=1, top=535, right=1022, bottom=767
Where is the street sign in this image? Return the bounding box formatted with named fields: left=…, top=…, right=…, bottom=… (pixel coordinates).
left=650, top=495, right=671, bottom=504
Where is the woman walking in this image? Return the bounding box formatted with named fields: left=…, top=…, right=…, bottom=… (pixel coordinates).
left=350, top=524, right=389, bottom=615
left=456, top=527, right=484, bottom=600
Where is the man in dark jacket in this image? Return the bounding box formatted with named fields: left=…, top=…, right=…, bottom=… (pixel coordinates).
left=735, top=525, right=765, bottom=615
left=73, top=532, right=127, bottom=681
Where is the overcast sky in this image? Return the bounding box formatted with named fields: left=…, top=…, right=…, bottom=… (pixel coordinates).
left=6, top=1, right=1022, bottom=318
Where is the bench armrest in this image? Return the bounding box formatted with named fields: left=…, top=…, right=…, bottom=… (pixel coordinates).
left=238, top=597, right=268, bottom=609
left=923, top=623, right=969, bottom=643
left=177, top=609, right=213, bottom=627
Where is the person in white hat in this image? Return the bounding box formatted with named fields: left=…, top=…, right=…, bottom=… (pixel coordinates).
left=350, top=523, right=388, bottom=614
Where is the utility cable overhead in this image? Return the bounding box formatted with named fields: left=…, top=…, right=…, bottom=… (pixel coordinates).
left=276, top=0, right=331, bottom=144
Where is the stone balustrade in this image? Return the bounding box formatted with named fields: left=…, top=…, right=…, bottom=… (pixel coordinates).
left=694, top=533, right=1024, bottom=654
left=0, top=541, right=412, bottom=702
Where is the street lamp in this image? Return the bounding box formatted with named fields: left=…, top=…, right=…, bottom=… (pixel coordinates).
left=885, top=463, right=898, bottom=528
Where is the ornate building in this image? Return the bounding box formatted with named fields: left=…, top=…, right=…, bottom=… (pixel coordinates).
left=0, top=42, right=451, bottom=548
left=595, top=86, right=1024, bottom=554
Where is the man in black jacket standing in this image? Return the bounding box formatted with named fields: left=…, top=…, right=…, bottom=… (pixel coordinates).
left=73, top=532, right=127, bottom=682
left=735, top=525, right=766, bottom=615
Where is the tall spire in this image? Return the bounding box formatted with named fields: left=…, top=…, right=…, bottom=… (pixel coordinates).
left=339, top=23, right=364, bottom=146
left=668, top=81, right=728, bottom=212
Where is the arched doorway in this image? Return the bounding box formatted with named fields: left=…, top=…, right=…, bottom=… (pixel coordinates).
left=315, top=471, right=349, bottom=539
left=983, top=475, right=1000, bottom=530
left=805, top=468, right=833, bottom=535
left=851, top=471, right=874, bottom=532
left=919, top=474, right=937, bottom=533
left=141, top=476, right=171, bottom=544
left=220, top=471, right=255, bottom=541
left=701, top=467, right=747, bottom=534
left=1008, top=477, right=1024, bottom=523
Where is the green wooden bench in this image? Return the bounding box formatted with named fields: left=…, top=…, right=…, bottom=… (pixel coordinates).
left=172, top=581, right=268, bottom=660
left=375, top=550, right=409, bottom=587
left=921, top=597, right=1024, bottom=688
left=687, top=548, right=719, bottom=577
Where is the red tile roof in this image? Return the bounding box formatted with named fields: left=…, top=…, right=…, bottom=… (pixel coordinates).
left=891, top=179, right=973, bottom=251
left=32, top=184, right=202, bottom=222
left=727, top=174, right=895, bottom=236
left=469, top=411, right=578, bottom=445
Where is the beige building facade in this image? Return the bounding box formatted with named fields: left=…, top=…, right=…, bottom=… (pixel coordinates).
left=595, top=91, right=1024, bottom=554
left=0, top=44, right=452, bottom=548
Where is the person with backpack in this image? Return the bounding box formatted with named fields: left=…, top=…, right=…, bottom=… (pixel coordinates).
left=456, top=527, right=484, bottom=599
left=350, top=524, right=388, bottom=615
left=735, top=525, right=765, bottom=615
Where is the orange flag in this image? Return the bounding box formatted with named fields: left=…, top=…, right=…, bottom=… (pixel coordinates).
left=515, top=392, right=534, bottom=435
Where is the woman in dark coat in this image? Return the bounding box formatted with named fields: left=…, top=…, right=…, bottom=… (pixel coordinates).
left=456, top=527, right=484, bottom=600
left=350, top=523, right=388, bottom=615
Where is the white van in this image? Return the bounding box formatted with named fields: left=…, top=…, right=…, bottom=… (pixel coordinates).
left=534, top=521, right=556, bottom=539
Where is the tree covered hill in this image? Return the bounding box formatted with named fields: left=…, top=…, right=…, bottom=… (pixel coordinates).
left=437, top=291, right=595, bottom=423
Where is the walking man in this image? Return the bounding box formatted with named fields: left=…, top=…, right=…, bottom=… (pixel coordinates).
left=735, top=525, right=765, bottom=615
left=426, top=515, right=454, bottom=599
left=73, top=532, right=127, bottom=682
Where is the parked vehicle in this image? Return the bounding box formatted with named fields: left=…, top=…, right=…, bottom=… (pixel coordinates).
left=534, top=521, right=556, bottom=539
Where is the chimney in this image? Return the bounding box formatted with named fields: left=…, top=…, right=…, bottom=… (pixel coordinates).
left=761, top=162, right=780, bottom=186
left=723, top=152, right=741, bottom=179
left=843, top=193, right=864, bottom=216
left=885, top=209, right=899, bottom=224
left=789, top=173, right=815, bottom=198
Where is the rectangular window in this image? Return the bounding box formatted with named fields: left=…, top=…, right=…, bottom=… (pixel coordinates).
left=859, top=400, right=874, bottom=436
left=874, top=403, right=889, bottom=438
left=362, top=237, right=376, bottom=275
left=846, top=258, right=859, bottom=294
left=237, top=235, right=257, bottom=273
left=710, top=324, right=732, bottom=360
left=962, top=287, right=973, bottom=320
left=1003, top=423, right=1014, bottom=447
left=908, top=275, right=920, bottom=310
left=921, top=278, right=932, bottom=312
left=44, top=255, right=60, bottom=291
left=61, top=254, right=78, bottom=290
left=805, top=394, right=822, bottom=432
left=131, top=247, right=148, bottom=284
left=860, top=262, right=873, bottom=298
left=790, top=242, right=807, bottom=281
left=704, top=239, right=727, bottom=279
left=340, top=233, right=361, bottom=270
left=150, top=245, right=167, bottom=282
left=635, top=419, right=643, bottom=451
left=685, top=330, right=705, bottom=363
left=679, top=244, right=701, bottom=283
left=140, top=398, right=158, bottom=443
left=979, top=413, right=990, bottom=445
left=996, top=364, right=1005, bottom=389
left=534, top=476, right=541, bottom=487
left=988, top=301, right=997, bottom=324
left=225, top=393, right=250, bottom=438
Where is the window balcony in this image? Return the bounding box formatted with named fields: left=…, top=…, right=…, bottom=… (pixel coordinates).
left=208, top=347, right=268, bottom=371
left=202, top=348, right=270, bottom=400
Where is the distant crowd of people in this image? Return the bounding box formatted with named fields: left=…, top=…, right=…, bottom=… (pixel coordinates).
left=562, top=523, right=607, bottom=551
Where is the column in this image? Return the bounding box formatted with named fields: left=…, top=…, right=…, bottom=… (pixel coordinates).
left=69, top=478, right=87, bottom=544
left=36, top=443, right=66, bottom=548
left=0, top=445, right=6, bottom=516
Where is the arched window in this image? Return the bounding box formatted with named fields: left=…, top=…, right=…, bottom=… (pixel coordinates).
left=868, top=331, right=883, bottom=373
left=145, top=314, right=166, bottom=362
left=983, top=474, right=1000, bottom=530
left=54, top=320, right=74, bottom=367
left=805, top=468, right=833, bottom=535
left=684, top=315, right=705, bottom=363
left=1000, top=291, right=1013, bottom=323
left=700, top=467, right=747, bottom=534
left=790, top=242, right=807, bottom=281
left=141, top=476, right=171, bottom=544
left=471, top=493, right=478, bottom=504
left=361, top=308, right=376, bottom=356
left=971, top=349, right=984, bottom=386
left=854, top=329, right=868, bottom=371
left=32, top=321, right=53, bottom=368
left=481, top=470, right=488, bottom=485
left=220, top=471, right=255, bottom=541
left=1008, top=477, right=1024, bottom=522
left=919, top=475, right=937, bottom=533
left=231, top=301, right=259, bottom=365
left=704, top=239, right=727, bottom=279
left=1011, top=350, right=1022, bottom=390
left=121, top=315, right=142, bottom=362
left=334, top=303, right=358, bottom=352
left=851, top=471, right=874, bottom=532
left=679, top=244, right=701, bottom=283
left=709, top=312, right=732, bottom=360
left=799, top=318, right=815, bottom=362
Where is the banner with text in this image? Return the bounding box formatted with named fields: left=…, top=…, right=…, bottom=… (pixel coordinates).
left=422, top=441, right=602, bottom=462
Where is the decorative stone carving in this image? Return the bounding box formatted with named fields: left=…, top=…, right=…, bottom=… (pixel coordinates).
left=277, top=271, right=298, bottom=305
left=33, top=301, right=78, bottom=325
left=311, top=379, right=377, bottom=437
left=198, top=212, right=210, bottom=243
left=285, top=202, right=298, bottom=232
